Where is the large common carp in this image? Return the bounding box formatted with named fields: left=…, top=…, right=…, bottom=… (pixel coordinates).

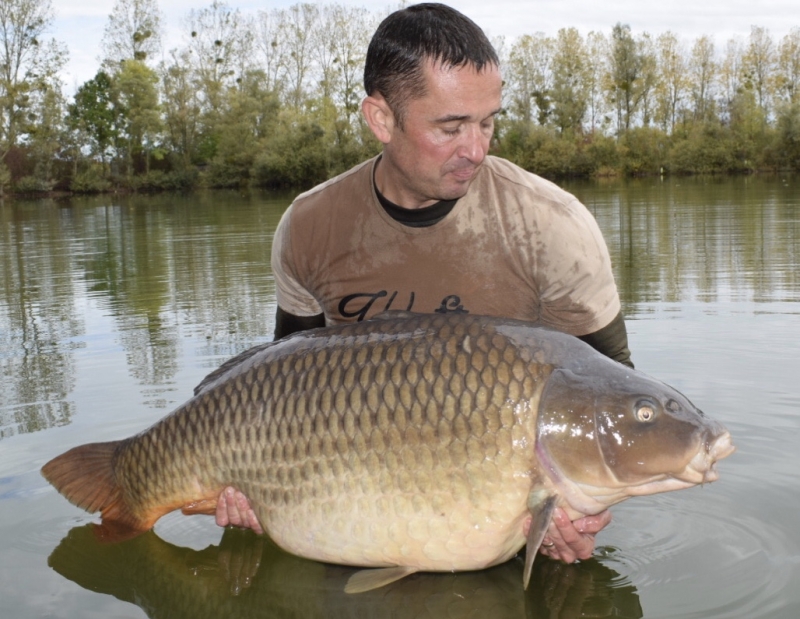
left=42, top=312, right=734, bottom=593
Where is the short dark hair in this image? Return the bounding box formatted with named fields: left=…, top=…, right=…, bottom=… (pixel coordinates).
left=363, top=3, right=499, bottom=126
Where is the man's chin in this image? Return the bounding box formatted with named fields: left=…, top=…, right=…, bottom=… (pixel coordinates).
left=439, top=179, right=474, bottom=201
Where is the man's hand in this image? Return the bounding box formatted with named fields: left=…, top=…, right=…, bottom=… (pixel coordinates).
left=215, top=487, right=264, bottom=535
left=538, top=508, right=611, bottom=563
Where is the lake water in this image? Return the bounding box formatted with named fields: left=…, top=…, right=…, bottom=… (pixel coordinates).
left=1, top=176, right=798, bottom=618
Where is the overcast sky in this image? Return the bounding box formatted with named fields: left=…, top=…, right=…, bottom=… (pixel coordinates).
left=50, top=0, right=799, bottom=93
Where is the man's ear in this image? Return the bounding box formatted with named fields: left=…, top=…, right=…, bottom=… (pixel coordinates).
left=362, top=93, right=395, bottom=144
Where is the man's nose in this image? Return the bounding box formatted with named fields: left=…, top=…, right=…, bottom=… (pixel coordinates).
left=457, top=124, right=489, bottom=163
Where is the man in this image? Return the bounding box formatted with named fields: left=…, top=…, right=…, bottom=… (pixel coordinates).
left=216, top=3, right=631, bottom=565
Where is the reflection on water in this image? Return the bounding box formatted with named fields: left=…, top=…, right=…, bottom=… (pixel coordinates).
left=49, top=526, right=642, bottom=619
left=567, top=175, right=800, bottom=307
left=0, top=191, right=288, bottom=437
left=2, top=177, right=798, bottom=438
left=2, top=177, right=800, bottom=618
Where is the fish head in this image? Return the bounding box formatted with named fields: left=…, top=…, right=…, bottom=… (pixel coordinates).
left=535, top=363, right=735, bottom=513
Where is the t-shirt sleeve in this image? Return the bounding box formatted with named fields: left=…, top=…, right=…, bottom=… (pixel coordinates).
left=272, top=206, right=324, bottom=317
left=534, top=198, right=621, bottom=336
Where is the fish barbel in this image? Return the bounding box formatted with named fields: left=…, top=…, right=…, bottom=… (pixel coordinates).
left=42, top=312, right=734, bottom=592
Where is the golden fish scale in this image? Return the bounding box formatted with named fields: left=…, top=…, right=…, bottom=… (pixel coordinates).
left=115, top=314, right=551, bottom=571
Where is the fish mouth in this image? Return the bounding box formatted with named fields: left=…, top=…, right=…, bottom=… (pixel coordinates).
left=677, top=431, right=736, bottom=485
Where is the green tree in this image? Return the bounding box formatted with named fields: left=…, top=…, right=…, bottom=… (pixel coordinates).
left=506, top=33, right=553, bottom=124
left=585, top=31, right=610, bottom=133
left=608, top=23, right=644, bottom=133
left=68, top=71, right=121, bottom=170
left=654, top=31, right=688, bottom=133
left=114, top=60, right=162, bottom=176
left=311, top=3, right=372, bottom=122
left=0, top=0, right=66, bottom=161
left=206, top=69, right=279, bottom=185
left=774, top=101, right=800, bottom=167
left=276, top=3, right=319, bottom=109
left=24, top=74, right=67, bottom=188
left=776, top=28, right=800, bottom=104
left=742, top=26, right=775, bottom=118
left=550, top=27, right=590, bottom=135
left=101, top=0, right=163, bottom=65
left=254, top=9, right=287, bottom=97
left=688, top=35, right=716, bottom=124
left=719, top=38, right=744, bottom=123
left=184, top=0, right=251, bottom=160
left=159, top=49, right=201, bottom=169
left=634, top=33, right=658, bottom=127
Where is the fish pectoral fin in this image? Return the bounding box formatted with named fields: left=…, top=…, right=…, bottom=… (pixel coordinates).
left=523, top=489, right=558, bottom=590
left=181, top=498, right=219, bottom=516
left=344, top=566, right=419, bottom=594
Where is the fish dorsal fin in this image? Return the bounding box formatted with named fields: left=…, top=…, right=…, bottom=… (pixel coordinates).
left=523, top=489, right=558, bottom=589
left=193, top=342, right=272, bottom=396
left=344, top=566, right=419, bottom=594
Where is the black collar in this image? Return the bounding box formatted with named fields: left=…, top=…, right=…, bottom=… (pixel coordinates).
left=375, top=185, right=458, bottom=228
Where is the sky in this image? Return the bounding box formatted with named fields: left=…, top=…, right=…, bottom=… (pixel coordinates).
left=50, top=0, right=800, bottom=93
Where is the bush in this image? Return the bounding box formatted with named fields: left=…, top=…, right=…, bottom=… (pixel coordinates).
left=252, top=121, right=330, bottom=188
left=618, top=127, right=669, bottom=176
left=70, top=168, right=112, bottom=193
left=668, top=124, right=739, bottom=174
left=202, top=162, right=248, bottom=189
left=129, top=169, right=199, bottom=192
left=585, top=133, right=620, bottom=176
left=15, top=175, right=54, bottom=193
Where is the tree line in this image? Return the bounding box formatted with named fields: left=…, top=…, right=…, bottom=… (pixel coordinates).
left=2, top=0, right=800, bottom=196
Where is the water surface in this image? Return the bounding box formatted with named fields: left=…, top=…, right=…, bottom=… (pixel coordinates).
left=1, top=177, right=798, bottom=618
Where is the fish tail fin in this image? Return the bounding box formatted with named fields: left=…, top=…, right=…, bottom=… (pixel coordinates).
left=41, top=440, right=148, bottom=540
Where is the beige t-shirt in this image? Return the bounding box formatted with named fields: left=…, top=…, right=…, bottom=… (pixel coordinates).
left=272, top=155, right=620, bottom=336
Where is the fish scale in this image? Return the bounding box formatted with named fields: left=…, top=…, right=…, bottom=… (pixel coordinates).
left=42, top=311, right=734, bottom=592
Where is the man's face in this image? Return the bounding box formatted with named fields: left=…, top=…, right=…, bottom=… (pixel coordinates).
left=374, top=60, right=503, bottom=209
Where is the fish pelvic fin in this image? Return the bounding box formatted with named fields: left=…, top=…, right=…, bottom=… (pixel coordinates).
left=523, top=489, right=558, bottom=589
left=181, top=498, right=219, bottom=516
left=344, top=566, right=419, bottom=594
left=42, top=440, right=149, bottom=539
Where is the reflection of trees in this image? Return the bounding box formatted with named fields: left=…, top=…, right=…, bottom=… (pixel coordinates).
left=49, top=525, right=643, bottom=619
left=2, top=180, right=797, bottom=437
left=0, top=200, right=80, bottom=439
left=0, top=191, right=287, bottom=437
left=77, top=191, right=287, bottom=404
left=574, top=176, right=800, bottom=311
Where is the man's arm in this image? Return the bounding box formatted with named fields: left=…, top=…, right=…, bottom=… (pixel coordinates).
left=274, top=306, right=325, bottom=340
left=578, top=311, right=634, bottom=368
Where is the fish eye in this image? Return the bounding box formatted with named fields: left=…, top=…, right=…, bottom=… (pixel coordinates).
left=635, top=400, right=657, bottom=422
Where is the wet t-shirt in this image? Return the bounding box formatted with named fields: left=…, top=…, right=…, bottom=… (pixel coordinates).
left=272, top=155, right=620, bottom=337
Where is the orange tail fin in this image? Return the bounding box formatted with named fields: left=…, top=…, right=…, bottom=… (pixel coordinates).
left=41, top=440, right=147, bottom=540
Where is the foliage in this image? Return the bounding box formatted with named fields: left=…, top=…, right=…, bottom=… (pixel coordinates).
left=14, top=174, right=51, bottom=192
left=67, top=71, right=120, bottom=164
left=252, top=115, right=330, bottom=188
left=101, top=0, right=163, bottom=65
left=70, top=166, right=112, bottom=193
left=113, top=59, right=162, bottom=175
left=129, top=169, right=198, bottom=191
left=8, top=2, right=800, bottom=196
left=770, top=101, right=800, bottom=168
left=0, top=0, right=67, bottom=161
